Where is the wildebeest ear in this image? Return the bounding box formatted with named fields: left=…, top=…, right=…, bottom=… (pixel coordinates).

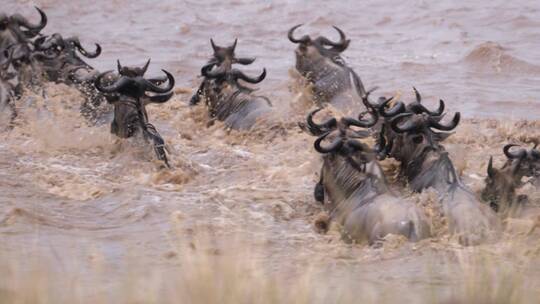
left=210, top=39, right=218, bottom=53
left=230, top=38, right=238, bottom=52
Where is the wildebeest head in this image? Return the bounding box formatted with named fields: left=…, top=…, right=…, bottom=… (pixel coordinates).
left=502, top=143, right=540, bottom=178
left=208, top=39, right=256, bottom=69
left=201, top=63, right=266, bottom=98
left=94, top=62, right=174, bottom=139
left=116, top=59, right=151, bottom=78
left=0, top=7, right=47, bottom=50
left=288, top=24, right=350, bottom=68
left=481, top=153, right=523, bottom=212
left=35, top=33, right=101, bottom=61
left=304, top=86, right=379, bottom=137
left=313, top=108, right=378, bottom=168
left=481, top=144, right=540, bottom=211
left=376, top=89, right=455, bottom=160
left=388, top=110, right=460, bottom=162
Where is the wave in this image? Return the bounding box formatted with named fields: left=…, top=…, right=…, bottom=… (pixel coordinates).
left=462, top=42, right=540, bottom=74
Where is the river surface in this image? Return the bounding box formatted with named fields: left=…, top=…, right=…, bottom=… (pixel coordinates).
left=1, top=0, right=540, bottom=303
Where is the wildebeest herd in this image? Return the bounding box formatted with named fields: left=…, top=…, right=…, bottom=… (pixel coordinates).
left=1, top=7, right=539, bottom=245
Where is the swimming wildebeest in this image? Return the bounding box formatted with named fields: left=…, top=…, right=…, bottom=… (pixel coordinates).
left=482, top=144, right=540, bottom=213
left=382, top=104, right=499, bottom=244
left=288, top=24, right=367, bottom=111
left=33, top=33, right=101, bottom=84
left=308, top=106, right=430, bottom=244
left=190, top=40, right=272, bottom=130
left=31, top=33, right=109, bottom=122
left=0, top=7, right=47, bottom=56
left=94, top=60, right=175, bottom=167
left=374, top=88, right=447, bottom=158
left=190, top=39, right=255, bottom=106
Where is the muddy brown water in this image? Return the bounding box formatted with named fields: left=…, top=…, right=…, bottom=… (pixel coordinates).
left=1, top=0, right=540, bottom=302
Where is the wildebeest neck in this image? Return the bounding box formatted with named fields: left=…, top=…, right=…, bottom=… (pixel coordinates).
left=405, top=148, right=459, bottom=193
left=322, top=155, right=388, bottom=212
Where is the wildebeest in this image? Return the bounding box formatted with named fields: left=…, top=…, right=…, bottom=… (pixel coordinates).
left=308, top=108, right=430, bottom=244
left=0, top=7, right=47, bottom=56
left=373, top=88, right=448, bottom=159
left=288, top=24, right=367, bottom=111
left=482, top=144, right=540, bottom=212
left=190, top=39, right=255, bottom=106
left=94, top=61, right=175, bottom=167
left=191, top=40, right=272, bottom=130
left=383, top=106, right=499, bottom=244
left=33, top=33, right=101, bottom=84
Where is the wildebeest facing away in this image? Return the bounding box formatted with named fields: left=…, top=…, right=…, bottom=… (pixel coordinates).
left=482, top=144, right=540, bottom=213
left=383, top=105, right=499, bottom=244
left=190, top=39, right=255, bottom=106
left=308, top=107, right=430, bottom=244
left=288, top=24, right=367, bottom=111
left=191, top=40, right=272, bottom=130
left=94, top=60, right=175, bottom=167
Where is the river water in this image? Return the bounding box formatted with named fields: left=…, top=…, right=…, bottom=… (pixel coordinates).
left=1, top=0, right=540, bottom=303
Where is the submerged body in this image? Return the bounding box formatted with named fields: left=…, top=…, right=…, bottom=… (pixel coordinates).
left=320, top=154, right=430, bottom=243
left=201, top=79, right=272, bottom=130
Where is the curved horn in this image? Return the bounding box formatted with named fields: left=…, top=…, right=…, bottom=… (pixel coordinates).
left=306, top=108, right=337, bottom=135
left=69, top=37, right=101, bottom=58
left=428, top=112, right=460, bottom=131
left=143, top=91, right=174, bottom=104
left=379, top=98, right=405, bottom=118
left=201, top=64, right=226, bottom=79
left=409, top=88, right=445, bottom=115
left=233, top=57, right=256, bottom=65
left=117, top=60, right=122, bottom=73
left=141, top=58, right=151, bottom=75
left=210, top=39, right=218, bottom=53
left=15, top=7, right=47, bottom=33
left=390, top=113, right=420, bottom=133
left=503, top=144, right=527, bottom=160
left=413, top=87, right=422, bottom=103
left=231, top=38, right=238, bottom=52
left=318, top=25, right=350, bottom=51
left=349, top=70, right=367, bottom=103
left=233, top=68, right=266, bottom=84
left=342, top=108, right=379, bottom=129
left=95, top=71, right=130, bottom=93
left=141, top=69, right=175, bottom=93
left=314, top=132, right=343, bottom=154
left=288, top=24, right=310, bottom=44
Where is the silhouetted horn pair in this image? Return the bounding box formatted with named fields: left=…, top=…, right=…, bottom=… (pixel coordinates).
left=390, top=112, right=460, bottom=133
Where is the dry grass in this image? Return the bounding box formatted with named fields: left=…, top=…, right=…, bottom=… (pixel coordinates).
left=1, top=232, right=539, bottom=304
